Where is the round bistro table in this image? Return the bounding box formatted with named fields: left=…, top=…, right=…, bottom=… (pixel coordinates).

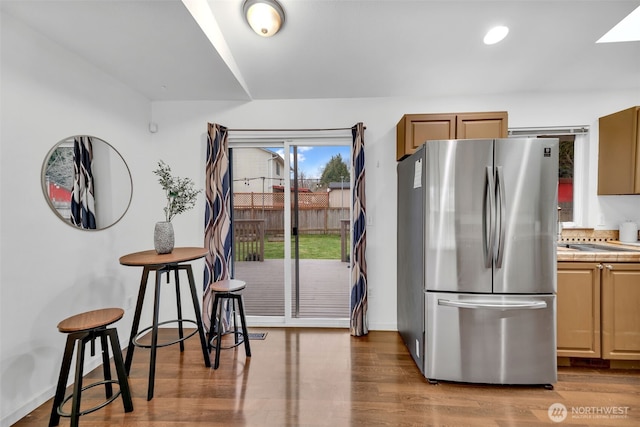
left=119, top=247, right=211, bottom=400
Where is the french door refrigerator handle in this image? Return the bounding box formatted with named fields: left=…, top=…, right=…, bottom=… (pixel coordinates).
left=484, top=166, right=495, bottom=268
left=438, top=299, right=548, bottom=310
left=495, top=166, right=506, bottom=268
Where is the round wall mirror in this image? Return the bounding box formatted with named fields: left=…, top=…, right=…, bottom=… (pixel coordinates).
left=41, top=135, right=132, bottom=230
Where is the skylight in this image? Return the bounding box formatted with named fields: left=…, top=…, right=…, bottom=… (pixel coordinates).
left=597, top=5, right=640, bottom=43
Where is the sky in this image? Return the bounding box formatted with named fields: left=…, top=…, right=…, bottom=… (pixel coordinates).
left=273, top=145, right=351, bottom=179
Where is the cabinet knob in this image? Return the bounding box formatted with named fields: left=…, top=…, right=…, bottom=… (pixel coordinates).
left=597, top=264, right=604, bottom=269
left=605, top=264, right=614, bottom=270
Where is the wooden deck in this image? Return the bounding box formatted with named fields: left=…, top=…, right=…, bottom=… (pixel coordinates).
left=233, top=259, right=351, bottom=318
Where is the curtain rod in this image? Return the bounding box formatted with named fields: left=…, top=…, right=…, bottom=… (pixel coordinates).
left=225, top=126, right=365, bottom=132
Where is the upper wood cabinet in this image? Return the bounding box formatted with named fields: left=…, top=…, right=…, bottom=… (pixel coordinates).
left=396, top=111, right=508, bottom=161
left=598, top=106, right=640, bottom=195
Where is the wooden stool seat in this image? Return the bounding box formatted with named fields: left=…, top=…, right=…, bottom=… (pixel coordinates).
left=57, top=308, right=124, bottom=333
left=207, top=279, right=251, bottom=369
left=209, top=279, right=247, bottom=293
left=49, top=308, right=133, bottom=427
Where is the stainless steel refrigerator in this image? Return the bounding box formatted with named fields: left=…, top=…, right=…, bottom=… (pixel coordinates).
left=397, top=138, right=558, bottom=386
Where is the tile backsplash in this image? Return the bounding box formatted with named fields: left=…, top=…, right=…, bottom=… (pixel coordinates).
left=558, top=228, right=628, bottom=243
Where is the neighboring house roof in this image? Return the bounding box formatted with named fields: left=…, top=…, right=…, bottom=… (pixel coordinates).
left=328, top=181, right=351, bottom=189
left=272, top=185, right=312, bottom=193
left=258, top=148, right=284, bottom=165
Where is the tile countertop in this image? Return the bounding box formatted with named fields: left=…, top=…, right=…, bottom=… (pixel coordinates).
left=557, top=241, right=640, bottom=262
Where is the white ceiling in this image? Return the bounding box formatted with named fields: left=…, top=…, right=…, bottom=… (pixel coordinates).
left=2, top=0, right=639, bottom=102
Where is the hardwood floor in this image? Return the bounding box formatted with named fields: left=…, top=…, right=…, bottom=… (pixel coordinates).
left=14, top=328, right=640, bottom=426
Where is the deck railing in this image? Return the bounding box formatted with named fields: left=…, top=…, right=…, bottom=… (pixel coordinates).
left=234, top=219, right=265, bottom=262
left=340, top=219, right=350, bottom=262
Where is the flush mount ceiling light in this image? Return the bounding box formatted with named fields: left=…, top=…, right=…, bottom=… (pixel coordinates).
left=243, top=0, right=285, bottom=37
left=484, top=26, right=509, bottom=45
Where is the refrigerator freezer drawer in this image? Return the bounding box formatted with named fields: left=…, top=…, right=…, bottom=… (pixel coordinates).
left=425, top=292, right=557, bottom=385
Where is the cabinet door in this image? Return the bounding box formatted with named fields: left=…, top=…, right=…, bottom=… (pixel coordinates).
left=597, top=106, right=640, bottom=195
left=602, top=263, right=640, bottom=360
left=456, top=112, right=508, bottom=139
left=557, top=262, right=601, bottom=358
left=397, top=114, right=455, bottom=160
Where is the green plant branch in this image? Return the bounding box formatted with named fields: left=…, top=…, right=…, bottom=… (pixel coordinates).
left=153, top=160, right=202, bottom=222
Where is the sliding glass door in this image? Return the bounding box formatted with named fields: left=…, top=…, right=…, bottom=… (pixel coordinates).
left=229, top=138, right=351, bottom=327
left=290, top=144, right=351, bottom=320
left=230, top=145, right=286, bottom=318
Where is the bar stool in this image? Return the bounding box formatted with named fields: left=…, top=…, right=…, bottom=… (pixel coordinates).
left=207, top=279, right=251, bottom=369
left=49, top=308, right=133, bottom=427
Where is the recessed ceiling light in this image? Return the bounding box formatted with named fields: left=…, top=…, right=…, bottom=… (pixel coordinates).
left=597, top=5, right=640, bottom=43
left=484, top=26, right=509, bottom=45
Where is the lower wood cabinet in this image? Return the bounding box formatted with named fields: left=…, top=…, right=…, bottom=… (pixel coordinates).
left=601, top=263, right=640, bottom=359
left=557, top=262, right=640, bottom=361
left=557, top=262, right=601, bottom=358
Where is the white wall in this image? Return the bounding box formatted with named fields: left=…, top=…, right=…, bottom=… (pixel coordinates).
left=2, top=8, right=640, bottom=427
left=0, top=13, right=158, bottom=426
left=150, top=90, right=640, bottom=333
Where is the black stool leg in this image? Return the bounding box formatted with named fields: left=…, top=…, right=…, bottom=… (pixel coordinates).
left=69, top=335, right=88, bottom=427
left=49, top=333, right=77, bottom=427
left=232, top=298, right=239, bottom=346
left=236, top=295, right=252, bottom=357
left=214, top=295, right=225, bottom=369
left=107, top=328, right=134, bottom=413
left=99, top=331, right=114, bottom=399
left=173, top=267, right=185, bottom=352
left=208, top=292, right=220, bottom=352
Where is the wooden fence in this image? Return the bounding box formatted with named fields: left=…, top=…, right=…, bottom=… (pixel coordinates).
left=233, top=192, right=347, bottom=234
left=234, top=208, right=348, bottom=235
left=234, top=192, right=329, bottom=209
left=232, top=193, right=351, bottom=262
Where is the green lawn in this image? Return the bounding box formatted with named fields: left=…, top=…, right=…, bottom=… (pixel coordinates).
left=264, top=234, right=348, bottom=259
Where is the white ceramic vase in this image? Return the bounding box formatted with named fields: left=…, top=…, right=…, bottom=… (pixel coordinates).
left=154, top=221, right=174, bottom=254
